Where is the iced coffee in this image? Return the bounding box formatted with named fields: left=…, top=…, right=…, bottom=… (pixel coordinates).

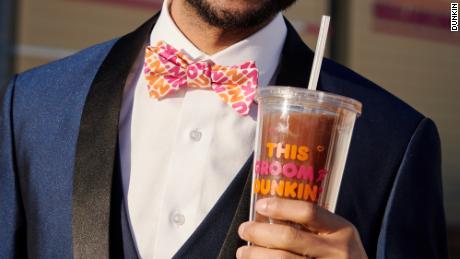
left=250, top=86, right=362, bottom=225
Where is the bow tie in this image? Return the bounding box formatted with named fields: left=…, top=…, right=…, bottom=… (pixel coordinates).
left=143, top=41, right=259, bottom=115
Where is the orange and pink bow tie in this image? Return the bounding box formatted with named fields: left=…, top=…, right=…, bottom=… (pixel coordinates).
left=143, top=41, right=259, bottom=116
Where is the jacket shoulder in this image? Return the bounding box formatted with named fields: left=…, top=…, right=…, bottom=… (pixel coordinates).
left=15, top=39, right=118, bottom=90
left=11, top=39, right=119, bottom=132
left=322, top=58, right=424, bottom=123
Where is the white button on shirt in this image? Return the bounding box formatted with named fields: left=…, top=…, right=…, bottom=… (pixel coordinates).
left=170, top=211, right=186, bottom=226
left=189, top=129, right=202, bottom=141
left=118, top=1, right=287, bottom=258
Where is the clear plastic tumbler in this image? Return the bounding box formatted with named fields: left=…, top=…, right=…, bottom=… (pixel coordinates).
left=250, top=86, right=362, bottom=226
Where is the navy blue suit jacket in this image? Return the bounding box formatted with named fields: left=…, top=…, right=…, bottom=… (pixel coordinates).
left=0, top=15, right=448, bottom=259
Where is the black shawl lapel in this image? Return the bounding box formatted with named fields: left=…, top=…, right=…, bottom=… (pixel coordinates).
left=72, top=14, right=159, bottom=259
left=275, top=18, right=315, bottom=89
left=217, top=20, right=316, bottom=259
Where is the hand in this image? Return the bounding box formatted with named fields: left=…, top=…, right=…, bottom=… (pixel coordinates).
left=237, top=198, right=368, bottom=259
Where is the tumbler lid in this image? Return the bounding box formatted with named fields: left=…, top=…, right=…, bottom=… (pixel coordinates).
left=256, top=86, right=362, bottom=115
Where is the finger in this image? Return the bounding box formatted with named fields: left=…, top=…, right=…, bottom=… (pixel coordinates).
left=238, top=221, right=330, bottom=258
left=255, top=198, right=348, bottom=233
left=236, top=245, right=306, bottom=259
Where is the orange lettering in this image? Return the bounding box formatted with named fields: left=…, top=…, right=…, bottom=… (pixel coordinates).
left=284, top=181, right=298, bottom=198
left=266, top=143, right=277, bottom=158
left=260, top=179, right=270, bottom=195
left=303, top=184, right=318, bottom=202
left=297, top=146, right=309, bottom=161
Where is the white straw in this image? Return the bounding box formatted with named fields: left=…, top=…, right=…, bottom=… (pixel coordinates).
left=307, top=15, right=331, bottom=91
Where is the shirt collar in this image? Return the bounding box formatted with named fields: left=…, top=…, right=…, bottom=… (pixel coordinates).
left=150, top=0, right=287, bottom=87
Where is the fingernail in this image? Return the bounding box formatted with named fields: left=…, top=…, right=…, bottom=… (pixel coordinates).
left=236, top=247, right=245, bottom=258
left=256, top=198, right=268, bottom=212
left=238, top=222, right=248, bottom=239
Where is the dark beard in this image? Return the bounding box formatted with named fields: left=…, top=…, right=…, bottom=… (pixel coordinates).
left=184, top=0, right=297, bottom=29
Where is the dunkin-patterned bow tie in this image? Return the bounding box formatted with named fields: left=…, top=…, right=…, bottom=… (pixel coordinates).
left=144, top=41, right=259, bottom=115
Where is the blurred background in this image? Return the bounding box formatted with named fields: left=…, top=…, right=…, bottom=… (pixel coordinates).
left=1, top=0, right=459, bottom=257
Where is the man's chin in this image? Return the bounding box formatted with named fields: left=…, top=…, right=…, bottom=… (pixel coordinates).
left=185, top=0, right=295, bottom=29
left=208, top=0, right=267, bottom=13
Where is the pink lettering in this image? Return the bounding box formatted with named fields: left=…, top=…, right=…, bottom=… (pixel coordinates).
left=269, top=161, right=282, bottom=176
left=297, top=165, right=314, bottom=182
left=282, top=162, right=297, bottom=178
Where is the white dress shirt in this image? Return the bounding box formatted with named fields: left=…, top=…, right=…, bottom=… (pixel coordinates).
left=119, top=1, right=287, bottom=258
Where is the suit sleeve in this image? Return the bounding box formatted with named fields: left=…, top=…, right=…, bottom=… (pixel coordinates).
left=376, top=118, right=448, bottom=259
left=0, top=76, right=27, bottom=258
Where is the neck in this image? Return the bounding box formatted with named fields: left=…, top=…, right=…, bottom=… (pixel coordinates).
left=170, top=0, right=271, bottom=55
